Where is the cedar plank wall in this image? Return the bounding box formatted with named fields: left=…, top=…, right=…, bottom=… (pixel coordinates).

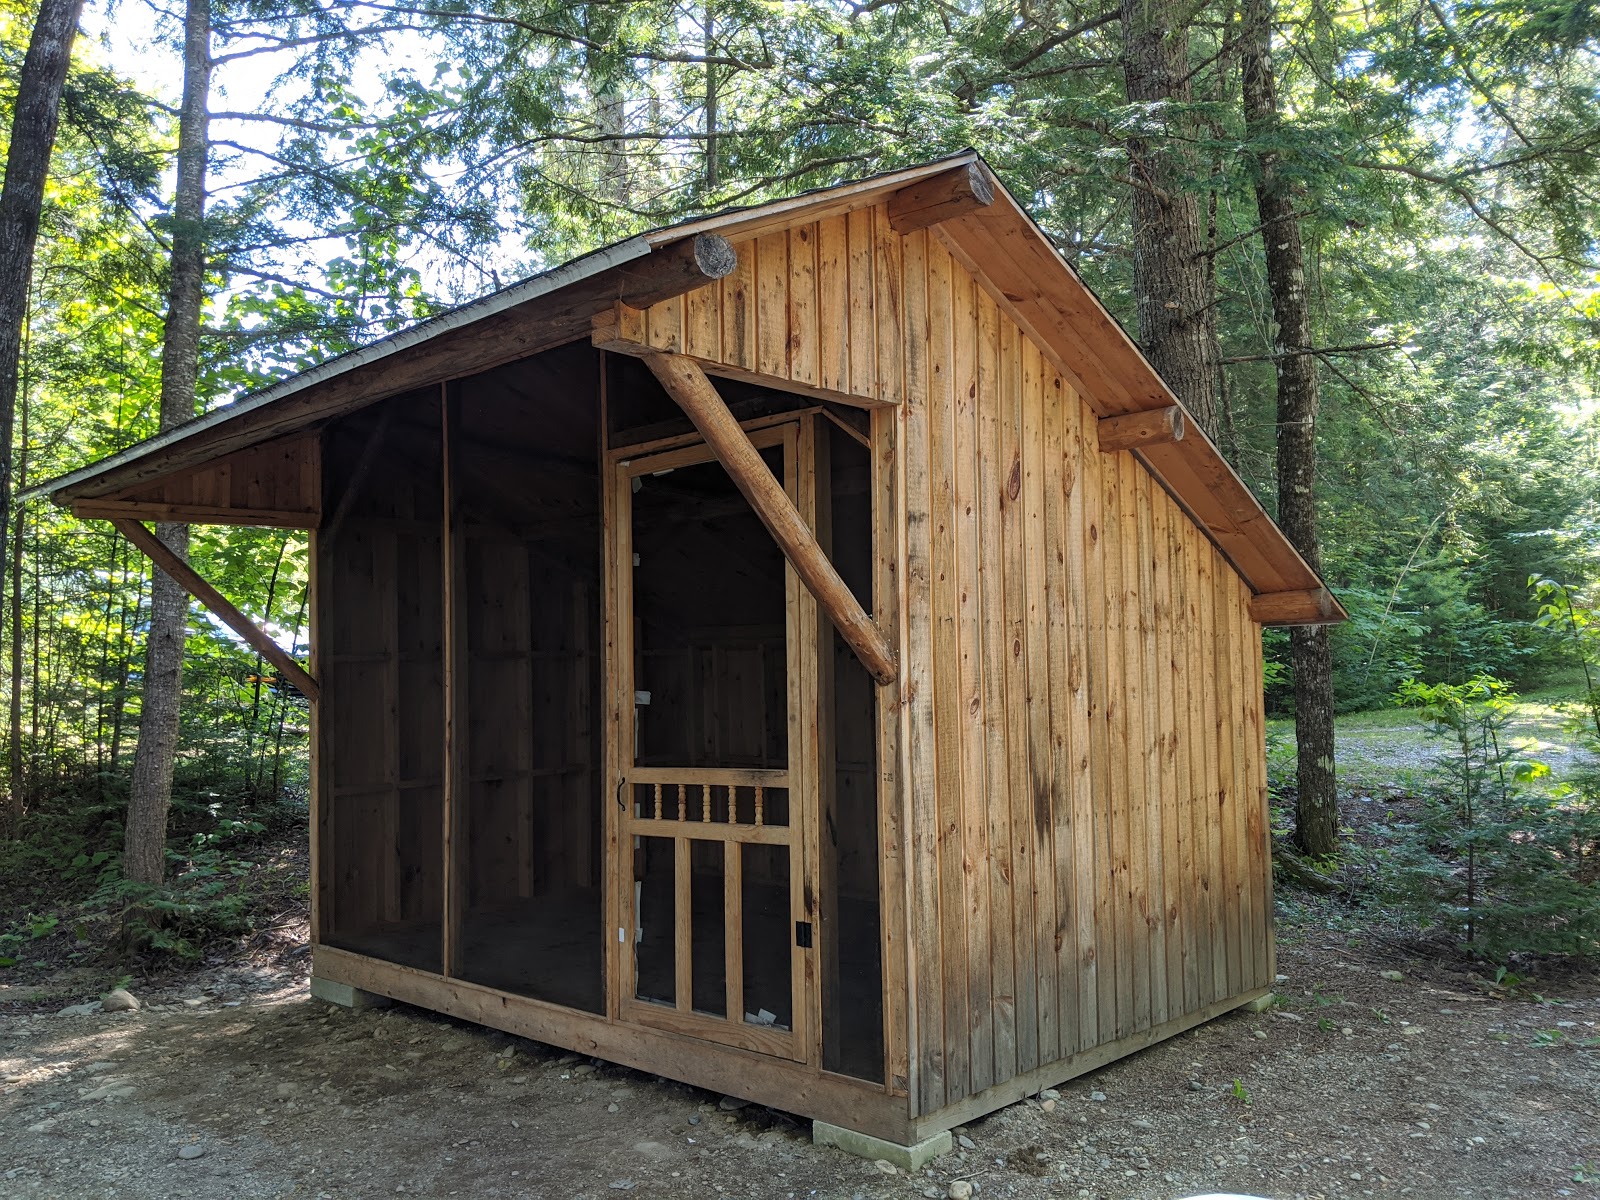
left=635, top=206, right=1272, bottom=1117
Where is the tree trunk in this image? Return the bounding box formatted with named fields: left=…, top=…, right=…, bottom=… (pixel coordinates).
left=0, top=0, right=84, bottom=838
left=1241, top=0, right=1338, bottom=856
left=9, top=379, right=28, bottom=824
left=123, top=0, right=212, bottom=889
left=1118, top=0, right=1222, bottom=436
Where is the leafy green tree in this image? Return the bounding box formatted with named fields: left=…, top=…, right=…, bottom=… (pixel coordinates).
left=0, top=0, right=86, bottom=835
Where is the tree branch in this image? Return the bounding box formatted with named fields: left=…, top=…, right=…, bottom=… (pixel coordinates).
left=1004, top=8, right=1121, bottom=73
left=1222, top=339, right=1402, bottom=364
left=1347, top=158, right=1574, bottom=274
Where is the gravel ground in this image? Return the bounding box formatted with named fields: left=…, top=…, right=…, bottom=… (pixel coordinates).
left=3, top=926, right=1596, bottom=1200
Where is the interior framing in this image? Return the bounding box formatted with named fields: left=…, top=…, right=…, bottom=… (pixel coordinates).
left=308, top=337, right=910, bottom=1114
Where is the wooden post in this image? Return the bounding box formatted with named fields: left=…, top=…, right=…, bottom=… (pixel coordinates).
left=640, top=351, right=899, bottom=687
left=1097, top=405, right=1185, bottom=453
left=308, top=511, right=326, bottom=944
left=441, top=383, right=469, bottom=978
left=110, top=517, right=319, bottom=701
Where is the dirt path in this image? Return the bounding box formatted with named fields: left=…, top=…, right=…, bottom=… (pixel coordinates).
left=3, top=928, right=1596, bottom=1200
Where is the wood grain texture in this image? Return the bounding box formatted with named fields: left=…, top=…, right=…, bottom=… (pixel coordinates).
left=878, top=228, right=1274, bottom=1115
left=926, top=241, right=971, bottom=1103
left=291, top=191, right=1279, bottom=1135
left=1097, top=406, right=1185, bottom=452
left=886, top=163, right=996, bottom=234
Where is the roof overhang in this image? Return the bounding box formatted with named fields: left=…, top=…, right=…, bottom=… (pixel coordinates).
left=29, top=151, right=1344, bottom=627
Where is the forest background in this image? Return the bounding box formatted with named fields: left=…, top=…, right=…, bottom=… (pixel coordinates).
left=0, top=0, right=1597, bottom=968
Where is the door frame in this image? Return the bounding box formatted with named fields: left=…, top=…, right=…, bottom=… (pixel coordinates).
left=604, top=418, right=820, bottom=1063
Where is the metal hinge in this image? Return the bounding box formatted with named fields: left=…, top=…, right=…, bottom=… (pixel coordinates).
left=794, top=920, right=813, bottom=948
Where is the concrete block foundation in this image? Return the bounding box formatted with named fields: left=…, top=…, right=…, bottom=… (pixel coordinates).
left=812, top=1120, right=953, bottom=1171
left=310, top=976, right=393, bottom=1010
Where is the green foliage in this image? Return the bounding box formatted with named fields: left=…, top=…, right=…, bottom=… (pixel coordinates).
left=0, top=762, right=307, bottom=963
left=1380, top=676, right=1600, bottom=958
left=1531, top=576, right=1600, bottom=740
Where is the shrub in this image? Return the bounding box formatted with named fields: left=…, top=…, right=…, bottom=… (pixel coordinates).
left=1383, top=675, right=1600, bottom=959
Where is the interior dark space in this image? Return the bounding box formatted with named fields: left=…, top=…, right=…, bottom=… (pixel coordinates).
left=316, top=342, right=883, bottom=1081
left=318, top=385, right=446, bottom=975
left=453, top=341, right=606, bottom=1012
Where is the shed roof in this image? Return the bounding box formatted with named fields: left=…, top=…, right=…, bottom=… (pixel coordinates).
left=30, top=151, right=1342, bottom=625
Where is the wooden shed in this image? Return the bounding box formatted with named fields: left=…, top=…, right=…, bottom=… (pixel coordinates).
left=37, top=152, right=1344, bottom=1158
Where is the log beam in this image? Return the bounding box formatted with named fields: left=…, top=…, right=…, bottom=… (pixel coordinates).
left=111, top=517, right=320, bottom=700
left=640, top=351, right=899, bottom=687
left=1097, top=405, right=1186, bottom=453
left=1249, top=587, right=1340, bottom=626
left=73, top=500, right=318, bottom=529
left=887, top=163, right=995, bottom=234
left=611, top=232, right=739, bottom=308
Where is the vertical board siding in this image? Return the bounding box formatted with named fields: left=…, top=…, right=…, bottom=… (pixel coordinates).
left=952, top=271, right=995, bottom=1096
left=926, top=238, right=972, bottom=1104
left=641, top=204, right=1272, bottom=1117
left=998, top=316, right=1040, bottom=1080
left=974, top=288, right=1018, bottom=1085
left=899, top=228, right=944, bottom=1114
left=1020, top=335, right=1060, bottom=1069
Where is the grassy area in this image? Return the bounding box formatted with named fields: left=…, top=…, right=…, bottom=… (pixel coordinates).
left=1268, top=676, right=1596, bottom=797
